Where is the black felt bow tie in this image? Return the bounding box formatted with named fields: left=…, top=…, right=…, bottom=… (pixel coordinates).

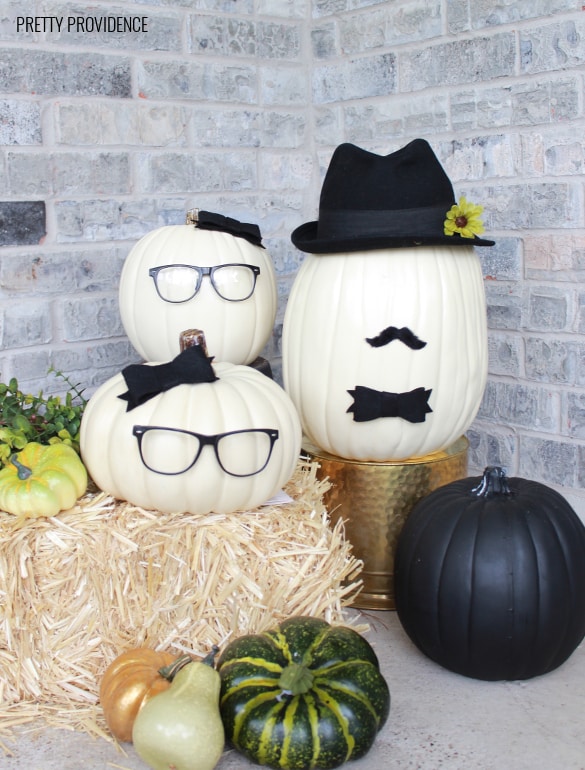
left=118, top=346, right=218, bottom=411
left=196, top=210, right=264, bottom=248
left=347, top=385, right=433, bottom=423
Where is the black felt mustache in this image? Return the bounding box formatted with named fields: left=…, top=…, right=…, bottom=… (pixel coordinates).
left=366, top=326, right=427, bottom=350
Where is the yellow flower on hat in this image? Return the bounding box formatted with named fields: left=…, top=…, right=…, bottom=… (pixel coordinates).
left=444, top=196, right=485, bottom=239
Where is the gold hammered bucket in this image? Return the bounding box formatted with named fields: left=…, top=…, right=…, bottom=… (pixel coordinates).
left=303, top=437, right=469, bottom=610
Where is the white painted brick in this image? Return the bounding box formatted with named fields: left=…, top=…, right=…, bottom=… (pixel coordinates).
left=519, top=435, right=578, bottom=487
left=0, top=248, right=125, bottom=294
left=525, top=234, right=585, bottom=281
left=479, top=237, right=523, bottom=282
left=526, top=336, right=579, bottom=385
left=338, top=1, right=441, bottom=53
left=458, top=0, right=579, bottom=30
left=466, top=426, right=518, bottom=475
left=60, top=295, right=124, bottom=342
left=2, top=299, right=53, bottom=348
left=344, top=94, right=448, bottom=144
left=256, top=0, right=307, bottom=17
left=0, top=100, right=41, bottom=144
left=313, top=53, right=396, bottom=103
left=520, top=18, right=585, bottom=74
left=400, top=33, right=516, bottom=91
left=526, top=285, right=574, bottom=332
left=488, top=332, right=523, bottom=378
left=260, top=65, right=307, bottom=105
left=478, top=379, right=558, bottom=433
left=56, top=102, right=190, bottom=146
left=260, top=151, right=313, bottom=192
left=136, top=60, right=258, bottom=102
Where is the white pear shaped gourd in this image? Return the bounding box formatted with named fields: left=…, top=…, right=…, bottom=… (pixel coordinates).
left=282, top=245, right=487, bottom=461
left=132, top=658, right=224, bottom=770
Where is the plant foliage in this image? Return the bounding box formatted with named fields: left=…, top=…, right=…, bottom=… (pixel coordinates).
left=0, top=369, right=87, bottom=468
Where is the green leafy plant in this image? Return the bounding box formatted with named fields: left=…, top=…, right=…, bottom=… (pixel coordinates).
left=0, top=368, right=87, bottom=468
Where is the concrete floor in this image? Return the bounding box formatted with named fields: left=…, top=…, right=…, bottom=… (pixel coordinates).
left=2, top=610, right=585, bottom=770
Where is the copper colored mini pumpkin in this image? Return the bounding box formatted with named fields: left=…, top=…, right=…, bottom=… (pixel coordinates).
left=100, top=648, right=176, bottom=742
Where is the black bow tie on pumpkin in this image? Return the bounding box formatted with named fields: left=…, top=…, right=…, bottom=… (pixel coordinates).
left=196, top=210, right=264, bottom=248
left=118, top=346, right=218, bottom=412
left=347, top=385, right=433, bottom=423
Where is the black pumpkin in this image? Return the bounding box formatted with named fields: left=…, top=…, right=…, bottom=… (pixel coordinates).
left=394, top=466, right=585, bottom=681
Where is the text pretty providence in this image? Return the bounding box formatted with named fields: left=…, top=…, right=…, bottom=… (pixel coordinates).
left=16, top=16, right=149, bottom=33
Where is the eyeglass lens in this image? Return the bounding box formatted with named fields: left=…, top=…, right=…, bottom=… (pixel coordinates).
left=135, top=427, right=277, bottom=477
left=150, top=264, right=258, bottom=303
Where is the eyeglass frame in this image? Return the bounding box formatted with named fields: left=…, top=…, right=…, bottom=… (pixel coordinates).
left=132, top=424, right=279, bottom=477
left=148, top=263, right=261, bottom=304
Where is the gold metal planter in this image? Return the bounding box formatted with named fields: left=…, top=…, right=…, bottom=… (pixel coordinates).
left=303, top=437, right=469, bottom=610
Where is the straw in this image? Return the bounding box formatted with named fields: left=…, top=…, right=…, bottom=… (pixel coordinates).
left=0, top=458, right=363, bottom=742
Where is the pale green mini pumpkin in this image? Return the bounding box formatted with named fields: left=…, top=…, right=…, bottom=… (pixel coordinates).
left=0, top=442, right=87, bottom=518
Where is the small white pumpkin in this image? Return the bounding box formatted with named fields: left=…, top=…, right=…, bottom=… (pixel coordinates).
left=119, top=212, right=277, bottom=364
left=80, top=337, right=301, bottom=514
left=282, top=245, right=487, bottom=461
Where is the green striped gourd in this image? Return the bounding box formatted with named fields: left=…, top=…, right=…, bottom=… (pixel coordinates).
left=217, top=616, right=390, bottom=770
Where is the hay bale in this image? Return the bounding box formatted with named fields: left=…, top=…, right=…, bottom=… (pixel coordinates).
left=0, top=458, right=363, bottom=740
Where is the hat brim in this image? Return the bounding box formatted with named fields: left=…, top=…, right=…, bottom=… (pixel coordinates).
left=291, top=221, right=495, bottom=253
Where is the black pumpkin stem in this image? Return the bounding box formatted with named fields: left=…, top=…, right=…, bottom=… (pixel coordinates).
left=201, top=644, right=220, bottom=668
left=471, top=466, right=511, bottom=498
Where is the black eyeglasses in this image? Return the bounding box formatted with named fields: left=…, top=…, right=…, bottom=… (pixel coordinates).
left=132, top=425, right=279, bottom=477
left=148, top=263, right=260, bottom=303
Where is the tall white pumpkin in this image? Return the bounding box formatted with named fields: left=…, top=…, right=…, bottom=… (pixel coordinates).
left=282, top=245, right=487, bottom=461
left=119, top=223, right=277, bottom=364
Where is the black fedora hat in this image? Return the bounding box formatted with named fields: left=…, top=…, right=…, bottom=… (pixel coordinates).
left=291, top=139, right=494, bottom=253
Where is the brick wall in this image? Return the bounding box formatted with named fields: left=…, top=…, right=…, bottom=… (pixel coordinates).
left=0, top=0, right=310, bottom=391
left=308, top=0, right=585, bottom=515
left=1, top=0, right=584, bottom=513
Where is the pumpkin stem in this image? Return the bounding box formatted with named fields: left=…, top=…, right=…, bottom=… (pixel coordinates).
left=185, top=208, right=199, bottom=225
left=158, top=654, right=193, bottom=681
left=471, top=466, right=511, bottom=498
left=180, top=328, right=208, bottom=357
left=158, top=646, right=219, bottom=681
left=279, top=663, right=314, bottom=696
left=201, top=645, right=220, bottom=669
left=9, top=454, right=32, bottom=481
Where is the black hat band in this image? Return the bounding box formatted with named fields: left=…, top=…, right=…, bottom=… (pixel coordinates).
left=317, top=205, right=449, bottom=242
